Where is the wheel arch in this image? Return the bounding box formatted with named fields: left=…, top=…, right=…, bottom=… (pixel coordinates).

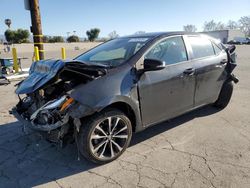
left=102, top=102, right=137, bottom=132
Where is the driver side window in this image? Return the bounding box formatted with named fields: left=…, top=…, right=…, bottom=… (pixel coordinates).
left=145, top=36, right=188, bottom=65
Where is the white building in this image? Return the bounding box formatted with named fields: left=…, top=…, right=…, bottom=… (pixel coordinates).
left=201, top=29, right=245, bottom=43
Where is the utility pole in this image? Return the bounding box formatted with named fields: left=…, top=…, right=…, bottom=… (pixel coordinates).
left=28, top=0, right=44, bottom=59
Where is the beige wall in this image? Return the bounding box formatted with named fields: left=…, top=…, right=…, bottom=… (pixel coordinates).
left=201, top=29, right=245, bottom=43
left=228, top=30, right=245, bottom=41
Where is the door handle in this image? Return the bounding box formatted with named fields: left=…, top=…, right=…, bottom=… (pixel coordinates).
left=183, top=68, right=195, bottom=75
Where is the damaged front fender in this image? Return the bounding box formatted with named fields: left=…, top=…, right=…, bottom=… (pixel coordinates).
left=68, top=64, right=143, bottom=131
left=68, top=102, right=94, bottom=119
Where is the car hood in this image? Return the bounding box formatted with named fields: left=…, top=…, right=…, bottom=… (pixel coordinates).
left=16, top=59, right=107, bottom=94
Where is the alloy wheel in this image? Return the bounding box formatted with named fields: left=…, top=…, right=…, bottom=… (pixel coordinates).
left=89, top=116, right=129, bottom=160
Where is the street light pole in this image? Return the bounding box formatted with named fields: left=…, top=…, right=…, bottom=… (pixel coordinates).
left=29, top=0, right=44, bottom=60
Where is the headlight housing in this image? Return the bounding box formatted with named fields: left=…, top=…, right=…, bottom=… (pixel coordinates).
left=30, top=95, right=74, bottom=125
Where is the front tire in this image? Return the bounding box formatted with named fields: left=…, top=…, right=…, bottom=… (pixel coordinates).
left=214, top=81, right=233, bottom=109
left=77, top=108, right=132, bottom=164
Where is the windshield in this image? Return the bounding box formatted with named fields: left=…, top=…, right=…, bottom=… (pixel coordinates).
left=75, top=37, right=150, bottom=67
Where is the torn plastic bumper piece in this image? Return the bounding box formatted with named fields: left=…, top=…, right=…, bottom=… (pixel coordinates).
left=229, top=73, right=239, bottom=84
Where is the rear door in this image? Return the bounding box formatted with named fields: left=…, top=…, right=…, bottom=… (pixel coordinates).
left=186, top=35, right=228, bottom=106
left=138, top=36, right=196, bottom=126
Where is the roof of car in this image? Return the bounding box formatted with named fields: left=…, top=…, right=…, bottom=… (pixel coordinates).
left=121, top=31, right=198, bottom=38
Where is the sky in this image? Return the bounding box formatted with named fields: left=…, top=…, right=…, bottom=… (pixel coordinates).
left=0, top=0, right=249, bottom=38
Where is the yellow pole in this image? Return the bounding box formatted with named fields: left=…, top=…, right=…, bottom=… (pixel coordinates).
left=61, top=47, right=66, bottom=60
left=34, top=46, right=40, bottom=61
left=12, top=48, right=19, bottom=73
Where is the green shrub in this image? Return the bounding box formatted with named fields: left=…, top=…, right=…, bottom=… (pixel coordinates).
left=44, top=36, right=64, bottom=43
left=67, top=35, right=80, bottom=42
left=4, top=29, right=30, bottom=43
left=86, top=28, right=100, bottom=42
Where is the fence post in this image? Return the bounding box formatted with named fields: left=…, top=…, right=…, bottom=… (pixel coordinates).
left=34, top=46, right=40, bottom=61
left=12, top=48, right=19, bottom=73
left=61, top=47, right=66, bottom=60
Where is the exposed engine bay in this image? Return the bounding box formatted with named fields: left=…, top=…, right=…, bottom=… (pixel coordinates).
left=12, top=59, right=107, bottom=144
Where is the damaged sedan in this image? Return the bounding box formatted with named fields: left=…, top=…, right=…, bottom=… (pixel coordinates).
left=12, top=32, right=238, bottom=164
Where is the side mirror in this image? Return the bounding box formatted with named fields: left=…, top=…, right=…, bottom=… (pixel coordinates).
left=143, top=59, right=165, bottom=72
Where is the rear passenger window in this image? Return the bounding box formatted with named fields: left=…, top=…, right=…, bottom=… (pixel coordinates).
left=188, top=36, right=215, bottom=59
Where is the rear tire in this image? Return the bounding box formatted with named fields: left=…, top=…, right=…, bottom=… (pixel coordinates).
left=214, top=81, right=233, bottom=109
left=77, top=108, right=132, bottom=164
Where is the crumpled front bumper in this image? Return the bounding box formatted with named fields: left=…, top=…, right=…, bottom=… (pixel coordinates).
left=11, top=107, right=69, bottom=132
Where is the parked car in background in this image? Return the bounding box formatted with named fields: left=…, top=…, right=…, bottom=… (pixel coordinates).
left=246, top=38, right=250, bottom=44
left=227, top=40, right=241, bottom=45
left=228, top=37, right=250, bottom=45
left=12, top=32, right=238, bottom=164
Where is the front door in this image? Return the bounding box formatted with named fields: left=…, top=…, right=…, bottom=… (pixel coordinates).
left=138, top=36, right=196, bottom=127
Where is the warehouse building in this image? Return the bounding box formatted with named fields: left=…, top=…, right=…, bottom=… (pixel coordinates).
left=201, top=29, right=245, bottom=43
